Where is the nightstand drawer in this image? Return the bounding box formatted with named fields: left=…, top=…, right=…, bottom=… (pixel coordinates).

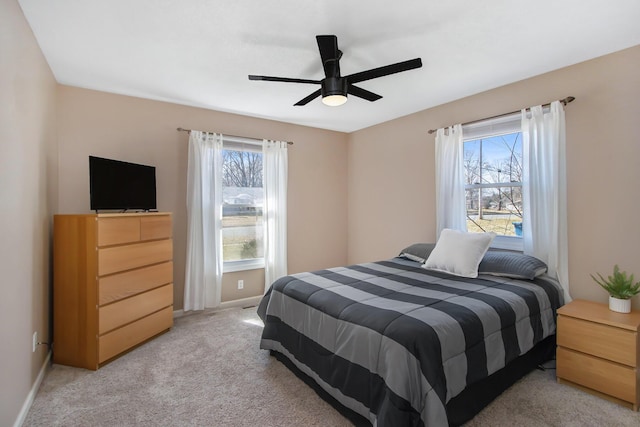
left=558, top=315, right=637, bottom=367
left=557, top=347, right=637, bottom=404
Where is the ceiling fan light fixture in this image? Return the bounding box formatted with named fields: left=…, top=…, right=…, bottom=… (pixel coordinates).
left=320, top=77, right=348, bottom=107
left=322, top=94, right=347, bottom=106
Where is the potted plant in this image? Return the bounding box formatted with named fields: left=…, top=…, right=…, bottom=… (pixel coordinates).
left=591, top=265, right=640, bottom=313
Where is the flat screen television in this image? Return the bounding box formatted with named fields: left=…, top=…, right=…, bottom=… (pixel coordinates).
left=89, top=156, right=157, bottom=211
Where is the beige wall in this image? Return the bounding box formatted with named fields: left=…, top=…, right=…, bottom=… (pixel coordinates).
left=348, top=45, right=640, bottom=308
left=56, top=86, right=349, bottom=309
left=0, top=0, right=58, bottom=425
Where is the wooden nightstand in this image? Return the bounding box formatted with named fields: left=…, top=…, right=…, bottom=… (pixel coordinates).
left=557, top=299, right=640, bottom=411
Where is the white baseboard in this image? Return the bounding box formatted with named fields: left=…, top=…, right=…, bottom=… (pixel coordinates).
left=13, top=350, right=51, bottom=427
left=177, top=296, right=262, bottom=317
left=219, top=295, right=262, bottom=310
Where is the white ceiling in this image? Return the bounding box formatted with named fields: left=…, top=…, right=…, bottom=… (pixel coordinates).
left=18, top=0, right=640, bottom=133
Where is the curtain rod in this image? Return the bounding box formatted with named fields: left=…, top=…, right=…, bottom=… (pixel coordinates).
left=426, top=96, right=575, bottom=135
left=177, top=127, right=293, bottom=145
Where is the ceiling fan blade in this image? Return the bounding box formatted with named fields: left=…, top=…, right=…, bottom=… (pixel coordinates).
left=294, top=89, right=322, bottom=106
left=316, top=35, right=341, bottom=78
left=346, top=58, right=422, bottom=84
left=348, top=85, right=382, bottom=102
left=248, top=75, right=320, bottom=84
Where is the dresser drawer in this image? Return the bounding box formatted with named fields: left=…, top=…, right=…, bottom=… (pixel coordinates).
left=98, top=306, right=173, bottom=363
left=558, top=315, right=638, bottom=367
left=99, top=261, right=173, bottom=305
left=98, top=239, right=173, bottom=276
left=97, top=217, right=140, bottom=246
left=557, top=347, right=637, bottom=404
left=99, top=284, right=173, bottom=334
left=141, top=215, right=172, bottom=241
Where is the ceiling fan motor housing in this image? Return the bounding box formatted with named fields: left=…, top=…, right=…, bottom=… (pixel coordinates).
left=321, top=77, right=348, bottom=98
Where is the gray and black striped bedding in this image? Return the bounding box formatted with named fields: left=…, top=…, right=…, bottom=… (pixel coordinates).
left=257, top=257, right=564, bottom=427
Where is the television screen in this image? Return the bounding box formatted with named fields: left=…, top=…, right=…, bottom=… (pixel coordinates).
left=89, top=156, right=157, bottom=211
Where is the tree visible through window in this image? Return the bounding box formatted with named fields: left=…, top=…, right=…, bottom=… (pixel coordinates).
left=222, top=146, right=264, bottom=264
left=463, top=131, right=523, bottom=237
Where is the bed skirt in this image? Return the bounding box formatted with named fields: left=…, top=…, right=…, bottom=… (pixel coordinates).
left=269, top=335, right=556, bottom=427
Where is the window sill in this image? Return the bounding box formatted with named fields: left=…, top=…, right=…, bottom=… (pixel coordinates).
left=223, top=259, right=265, bottom=273
left=491, top=235, right=523, bottom=252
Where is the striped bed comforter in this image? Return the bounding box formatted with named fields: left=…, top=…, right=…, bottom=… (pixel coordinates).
left=257, top=257, right=563, bottom=426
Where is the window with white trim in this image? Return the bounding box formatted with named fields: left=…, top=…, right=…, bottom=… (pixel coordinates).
left=463, top=113, right=523, bottom=250
left=221, top=137, right=264, bottom=272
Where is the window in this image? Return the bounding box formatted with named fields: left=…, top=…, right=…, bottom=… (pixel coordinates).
left=221, top=138, right=264, bottom=272
left=462, top=114, right=523, bottom=250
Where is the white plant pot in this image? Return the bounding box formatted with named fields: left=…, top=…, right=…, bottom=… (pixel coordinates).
left=609, top=296, right=631, bottom=313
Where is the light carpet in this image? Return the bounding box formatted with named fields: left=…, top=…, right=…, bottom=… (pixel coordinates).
left=24, top=307, right=640, bottom=426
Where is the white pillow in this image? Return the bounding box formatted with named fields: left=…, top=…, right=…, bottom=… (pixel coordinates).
left=423, top=229, right=496, bottom=278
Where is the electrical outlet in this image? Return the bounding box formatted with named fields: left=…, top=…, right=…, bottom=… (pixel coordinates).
left=237, top=280, right=244, bottom=290
left=32, top=332, right=38, bottom=353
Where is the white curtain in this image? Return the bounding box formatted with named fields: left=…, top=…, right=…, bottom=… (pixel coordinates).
left=262, top=140, right=288, bottom=292
left=184, top=131, right=224, bottom=311
left=435, top=124, right=466, bottom=237
left=522, top=101, right=571, bottom=302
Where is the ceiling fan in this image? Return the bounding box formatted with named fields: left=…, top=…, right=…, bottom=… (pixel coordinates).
left=248, top=35, right=422, bottom=107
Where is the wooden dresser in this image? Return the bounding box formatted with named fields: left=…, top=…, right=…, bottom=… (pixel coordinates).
left=53, top=213, right=174, bottom=370
left=557, top=299, right=640, bottom=410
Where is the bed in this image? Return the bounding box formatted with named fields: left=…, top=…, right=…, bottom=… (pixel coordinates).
left=257, top=236, right=564, bottom=427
